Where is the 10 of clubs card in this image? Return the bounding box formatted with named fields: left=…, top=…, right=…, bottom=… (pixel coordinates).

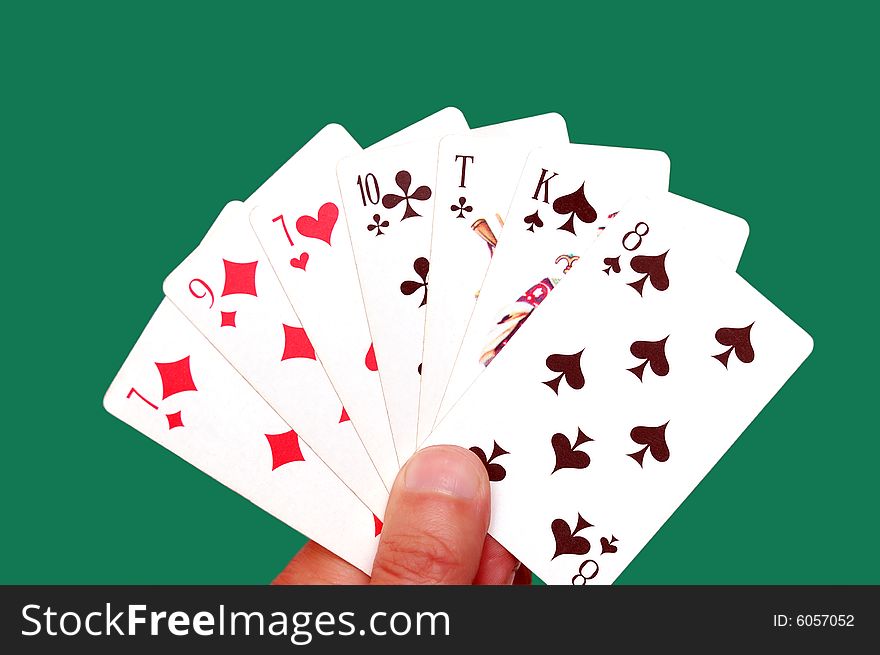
left=338, top=108, right=470, bottom=462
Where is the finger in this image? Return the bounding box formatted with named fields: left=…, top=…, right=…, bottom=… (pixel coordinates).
left=273, top=541, right=370, bottom=585
left=370, top=445, right=490, bottom=585
left=472, top=536, right=520, bottom=585
left=513, top=564, right=533, bottom=585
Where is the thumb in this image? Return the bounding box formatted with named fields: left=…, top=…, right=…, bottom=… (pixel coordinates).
left=370, top=445, right=490, bottom=585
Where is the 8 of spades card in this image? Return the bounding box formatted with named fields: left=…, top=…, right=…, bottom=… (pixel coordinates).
left=421, top=193, right=811, bottom=585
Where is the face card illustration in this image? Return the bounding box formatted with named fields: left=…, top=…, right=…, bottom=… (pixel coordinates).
left=421, top=196, right=811, bottom=585
left=418, top=114, right=570, bottom=442
left=434, top=144, right=675, bottom=430
left=337, top=108, right=469, bottom=461
left=163, top=201, right=389, bottom=515
left=103, top=301, right=381, bottom=575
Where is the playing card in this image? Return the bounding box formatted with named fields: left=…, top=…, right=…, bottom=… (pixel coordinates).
left=246, top=124, right=399, bottom=486
left=421, top=194, right=812, bottom=585
left=418, top=114, right=570, bottom=442
left=103, top=300, right=381, bottom=574
left=163, top=201, right=388, bottom=516
left=248, top=110, right=467, bottom=478
left=433, top=143, right=675, bottom=430
left=337, top=108, right=469, bottom=462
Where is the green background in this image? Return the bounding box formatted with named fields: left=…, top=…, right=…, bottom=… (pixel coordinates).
left=2, top=2, right=876, bottom=584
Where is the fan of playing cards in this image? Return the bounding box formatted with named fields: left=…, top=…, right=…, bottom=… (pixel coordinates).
left=104, top=109, right=813, bottom=584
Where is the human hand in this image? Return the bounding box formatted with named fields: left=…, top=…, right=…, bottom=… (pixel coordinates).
left=273, top=445, right=530, bottom=585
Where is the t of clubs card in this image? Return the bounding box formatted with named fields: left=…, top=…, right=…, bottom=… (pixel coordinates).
left=418, top=113, right=570, bottom=442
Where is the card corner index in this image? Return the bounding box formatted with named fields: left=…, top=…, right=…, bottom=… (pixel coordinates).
left=101, top=300, right=173, bottom=419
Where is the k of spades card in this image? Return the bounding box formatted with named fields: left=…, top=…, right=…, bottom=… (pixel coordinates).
left=163, top=201, right=389, bottom=516
left=337, top=108, right=469, bottom=462
left=248, top=109, right=466, bottom=477
left=418, top=114, right=570, bottom=442
left=435, top=144, right=676, bottom=429
left=421, top=194, right=811, bottom=585
left=103, top=300, right=382, bottom=574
